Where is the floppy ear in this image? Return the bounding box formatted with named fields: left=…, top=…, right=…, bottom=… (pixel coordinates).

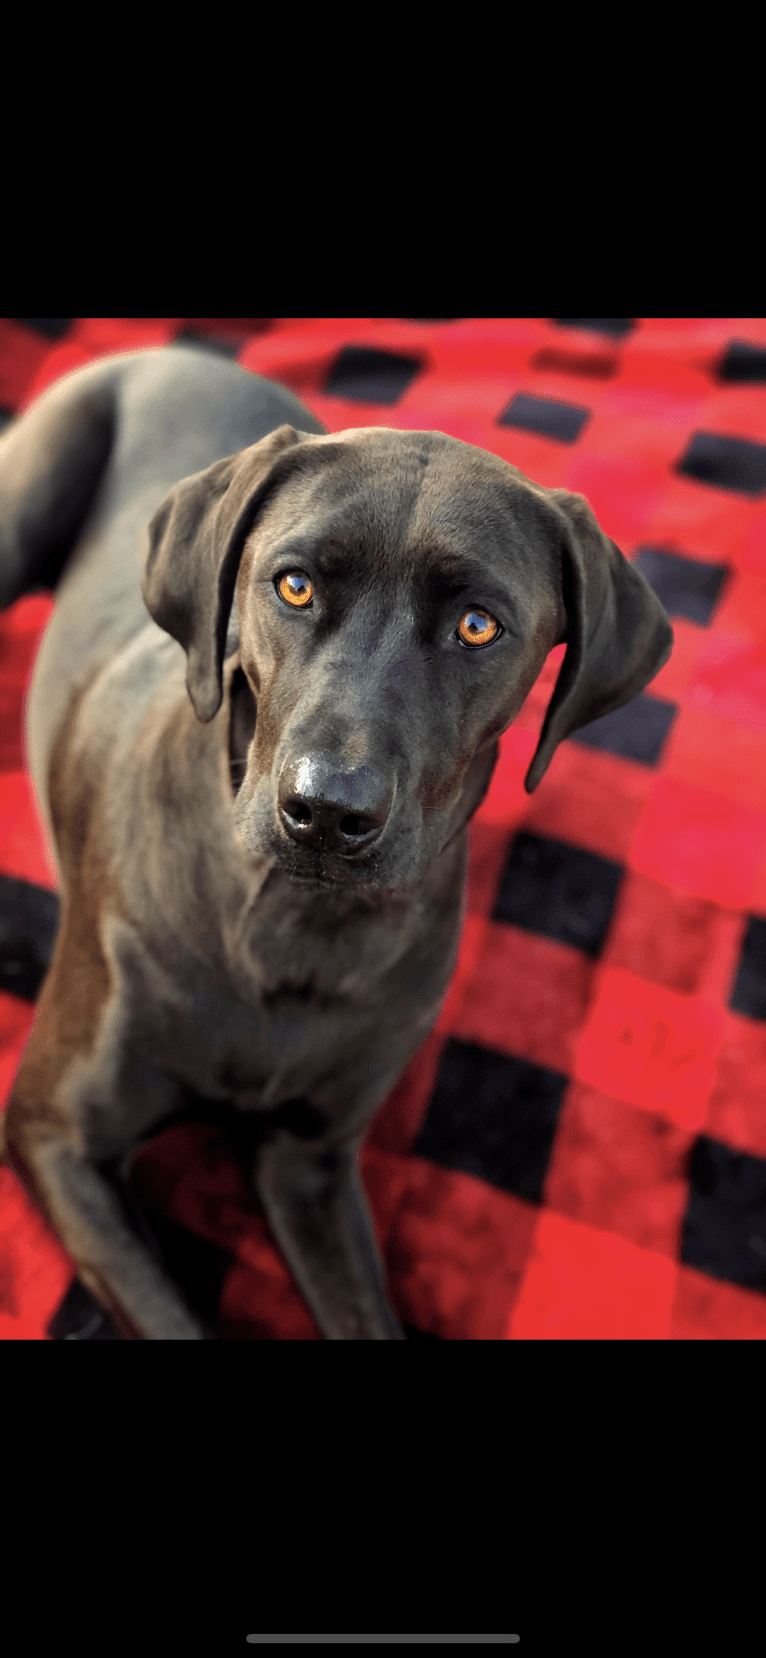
left=524, top=490, right=674, bottom=793
left=142, top=424, right=309, bottom=722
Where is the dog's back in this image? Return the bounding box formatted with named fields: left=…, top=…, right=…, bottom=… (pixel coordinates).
left=0, top=347, right=326, bottom=858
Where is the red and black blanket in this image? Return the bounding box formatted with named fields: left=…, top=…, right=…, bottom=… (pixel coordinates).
left=2, top=315, right=766, bottom=1340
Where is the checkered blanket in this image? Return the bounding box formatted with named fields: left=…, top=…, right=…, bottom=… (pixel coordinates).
left=2, top=315, right=766, bottom=1339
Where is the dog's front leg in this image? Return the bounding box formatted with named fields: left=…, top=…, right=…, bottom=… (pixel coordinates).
left=4, top=1128, right=212, bottom=1341
left=254, top=1130, right=406, bottom=1340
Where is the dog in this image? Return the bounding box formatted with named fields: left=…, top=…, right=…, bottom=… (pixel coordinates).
left=0, top=345, right=673, bottom=1339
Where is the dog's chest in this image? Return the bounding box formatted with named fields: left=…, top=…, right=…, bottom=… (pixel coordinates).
left=100, top=839, right=466, bottom=1123
left=108, top=909, right=437, bottom=1117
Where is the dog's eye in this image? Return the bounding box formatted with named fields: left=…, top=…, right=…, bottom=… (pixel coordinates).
left=277, top=571, right=314, bottom=608
left=457, top=609, right=500, bottom=647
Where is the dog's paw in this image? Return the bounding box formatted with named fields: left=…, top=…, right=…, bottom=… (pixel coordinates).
left=47, top=1277, right=124, bottom=1340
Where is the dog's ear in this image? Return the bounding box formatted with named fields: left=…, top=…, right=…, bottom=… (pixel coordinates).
left=142, top=424, right=309, bottom=722
left=524, top=490, right=673, bottom=792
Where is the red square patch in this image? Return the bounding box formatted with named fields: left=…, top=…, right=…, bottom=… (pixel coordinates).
left=507, top=1208, right=677, bottom=1339
left=0, top=772, right=58, bottom=890
left=641, top=477, right=762, bottom=569
left=560, top=454, right=668, bottom=552
left=543, top=1080, right=695, bottom=1257
left=602, top=869, right=746, bottom=1001
left=687, top=633, right=766, bottom=733
left=662, top=706, right=766, bottom=816
left=649, top=618, right=708, bottom=705
left=522, top=744, right=653, bottom=867
left=573, top=964, right=725, bottom=1131
left=713, top=568, right=766, bottom=646
left=669, top=1262, right=766, bottom=1340
left=629, top=774, right=766, bottom=910
left=450, top=921, right=594, bottom=1078
left=363, top=1151, right=540, bottom=1341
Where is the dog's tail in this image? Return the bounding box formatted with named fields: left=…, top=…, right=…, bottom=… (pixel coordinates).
left=0, top=356, right=122, bottom=610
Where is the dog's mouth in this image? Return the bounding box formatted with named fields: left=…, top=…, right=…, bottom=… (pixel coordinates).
left=275, top=846, right=382, bottom=889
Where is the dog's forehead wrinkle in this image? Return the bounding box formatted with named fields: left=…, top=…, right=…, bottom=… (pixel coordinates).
left=249, top=445, right=561, bottom=615
left=248, top=430, right=493, bottom=566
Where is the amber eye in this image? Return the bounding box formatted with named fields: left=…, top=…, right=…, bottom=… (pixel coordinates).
left=457, top=609, right=500, bottom=647
left=277, top=571, right=314, bottom=607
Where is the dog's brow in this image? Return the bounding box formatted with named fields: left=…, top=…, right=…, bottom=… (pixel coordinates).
left=422, top=550, right=519, bottom=609
left=313, top=544, right=357, bottom=577
left=428, top=552, right=498, bottom=587
left=264, top=536, right=319, bottom=570
left=260, top=537, right=359, bottom=579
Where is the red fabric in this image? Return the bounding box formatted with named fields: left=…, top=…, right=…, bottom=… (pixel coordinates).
left=3, top=316, right=766, bottom=1339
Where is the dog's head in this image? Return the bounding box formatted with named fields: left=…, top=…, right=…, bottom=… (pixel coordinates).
left=142, top=424, right=672, bottom=892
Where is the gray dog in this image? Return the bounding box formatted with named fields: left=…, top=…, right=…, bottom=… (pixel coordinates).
left=0, top=346, right=673, bottom=1339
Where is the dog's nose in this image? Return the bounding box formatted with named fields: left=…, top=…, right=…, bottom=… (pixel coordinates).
left=278, top=756, right=393, bottom=854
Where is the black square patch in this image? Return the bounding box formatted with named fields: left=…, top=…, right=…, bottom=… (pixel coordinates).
left=676, top=431, right=766, bottom=496
left=492, top=831, right=624, bottom=958
left=570, top=693, right=677, bottom=766
left=323, top=345, right=423, bottom=405
left=0, top=875, right=60, bottom=1002
left=681, top=1136, right=766, bottom=1293
left=413, top=1037, right=568, bottom=1204
left=632, top=546, right=730, bottom=626
left=553, top=318, right=635, bottom=340
left=13, top=318, right=73, bottom=340
left=716, top=340, right=766, bottom=384
left=730, top=915, right=766, bottom=1021
left=173, top=329, right=241, bottom=359
left=47, top=1278, right=124, bottom=1340
left=498, top=392, right=590, bottom=444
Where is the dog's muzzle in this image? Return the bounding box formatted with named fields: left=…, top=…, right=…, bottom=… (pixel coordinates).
left=277, top=756, right=393, bottom=856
